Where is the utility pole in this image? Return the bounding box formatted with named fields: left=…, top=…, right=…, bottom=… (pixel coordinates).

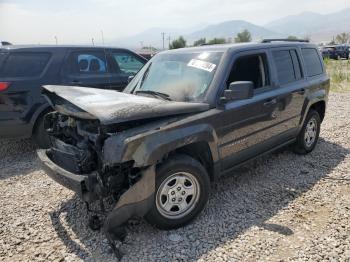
left=54, top=36, right=58, bottom=45
left=167, top=35, right=171, bottom=49
left=161, top=32, right=166, bottom=50
left=100, top=30, right=105, bottom=45
left=92, top=38, right=95, bottom=46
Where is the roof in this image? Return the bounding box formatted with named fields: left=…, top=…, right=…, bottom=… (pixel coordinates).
left=161, top=41, right=316, bottom=54
left=0, top=44, right=130, bottom=51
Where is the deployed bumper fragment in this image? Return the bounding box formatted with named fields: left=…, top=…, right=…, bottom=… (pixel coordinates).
left=37, top=149, right=156, bottom=259
left=103, top=165, right=155, bottom=259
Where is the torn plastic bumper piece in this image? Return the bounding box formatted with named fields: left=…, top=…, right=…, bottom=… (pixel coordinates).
left=103, top=165, right=155, bottom=234
left=102, top=165, right=155, bottom=258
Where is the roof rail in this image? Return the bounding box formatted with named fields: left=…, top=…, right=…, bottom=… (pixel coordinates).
left=261, top=39, right=309, bottom=43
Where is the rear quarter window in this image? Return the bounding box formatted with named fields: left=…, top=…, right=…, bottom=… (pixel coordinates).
left=301, top=48, right=323, bottom=77
left=0, top=52, right=51, bottom=78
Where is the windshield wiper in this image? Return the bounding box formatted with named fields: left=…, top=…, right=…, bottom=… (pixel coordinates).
left=135, top=90, right=171, bottom=101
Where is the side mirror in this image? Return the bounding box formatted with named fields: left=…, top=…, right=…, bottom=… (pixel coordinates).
left=221, top=81, right=254, bottom=102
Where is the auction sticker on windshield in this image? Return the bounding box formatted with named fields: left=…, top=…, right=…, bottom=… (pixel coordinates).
left=187, top=59, right=216, bottom=72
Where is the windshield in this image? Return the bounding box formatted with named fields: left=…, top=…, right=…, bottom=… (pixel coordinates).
left=125, top=51, right=223, bottom=102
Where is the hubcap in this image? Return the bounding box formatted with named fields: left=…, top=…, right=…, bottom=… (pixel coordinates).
left=156, top=172, right=200, bottom=219
left=304, top=117, right=317, bottom=147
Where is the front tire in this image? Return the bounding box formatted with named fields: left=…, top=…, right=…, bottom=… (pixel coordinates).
left=293, top=109, right=321, bottom=155
left=145, top=154, right=210, bottom=230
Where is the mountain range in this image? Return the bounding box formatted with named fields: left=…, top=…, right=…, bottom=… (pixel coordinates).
left=113, top=8, right=350, bottom=48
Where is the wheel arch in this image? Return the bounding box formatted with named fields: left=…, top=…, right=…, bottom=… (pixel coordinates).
left=167, top=141, right=215, bottom=181
left=30, top=104, right=52, bottom=135
left=309, top=100, right=326, bottom=122
left=129, top=125, right=220, bottom=177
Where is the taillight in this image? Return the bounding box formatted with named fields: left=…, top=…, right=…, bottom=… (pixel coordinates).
left=0, top=82, right=10, bottom=91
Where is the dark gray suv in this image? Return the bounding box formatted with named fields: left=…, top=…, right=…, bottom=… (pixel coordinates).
left=38, top=39, right=329, bottom=256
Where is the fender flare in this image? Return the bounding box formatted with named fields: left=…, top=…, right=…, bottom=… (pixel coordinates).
left=129, top=124, right=219, bottom=167
left=298, top=89, right=327, bottom=132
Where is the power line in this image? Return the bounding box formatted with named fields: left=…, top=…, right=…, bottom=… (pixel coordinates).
left=161, top=32, right=166, bottom=50
left=167, top=35, right=171, bottom=49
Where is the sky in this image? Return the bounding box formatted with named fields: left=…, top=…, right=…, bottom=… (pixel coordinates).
left=1, top=0, right=350, bottom=45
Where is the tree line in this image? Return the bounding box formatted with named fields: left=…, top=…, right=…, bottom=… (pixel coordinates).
left=168, top=30, right=350, bottom=50
left=169, top=29, right=252, bottom=49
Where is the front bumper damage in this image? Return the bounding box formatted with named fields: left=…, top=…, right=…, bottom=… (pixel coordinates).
left=37, top=149, right=155, bottom=259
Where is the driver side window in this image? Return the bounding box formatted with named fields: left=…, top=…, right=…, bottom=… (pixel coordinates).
left=226, top=53, right=270, bottom=89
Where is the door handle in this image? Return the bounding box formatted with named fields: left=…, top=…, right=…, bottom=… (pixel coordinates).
left=263, top=98, right=277, bottom=107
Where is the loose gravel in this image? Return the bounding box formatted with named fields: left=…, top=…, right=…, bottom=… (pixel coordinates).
left=1, top=92, right=349, bottom=262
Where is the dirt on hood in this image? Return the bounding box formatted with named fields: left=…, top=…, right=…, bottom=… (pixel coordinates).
left=42, top=85, right=210, bottom=125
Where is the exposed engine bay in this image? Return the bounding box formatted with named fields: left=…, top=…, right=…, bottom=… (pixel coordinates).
left=46, top=112, right=143, bottom=200
left=41, top=112, right=156, bottom=259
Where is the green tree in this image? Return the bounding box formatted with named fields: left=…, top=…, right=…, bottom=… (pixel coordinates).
left=234, top=29, right=252, bottom=43
left=207, top=38, right=226, bottom=45
left=287, top=35, right=298, bottom=40
left=193, top=38, right=206, bottom=46
left=335, top=32, right=350, bottom=44
left=169, top=36, right=186, bottom=49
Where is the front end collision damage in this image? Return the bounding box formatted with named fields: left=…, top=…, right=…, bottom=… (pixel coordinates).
left=38, top=147, right=156, bottom=259
left=38, top=112, right=219, bottom=258
left=39, top=86, right=218, bottom=258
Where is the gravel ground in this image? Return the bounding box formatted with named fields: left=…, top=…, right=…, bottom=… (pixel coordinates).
left=0, top=92, right=349, bottom=262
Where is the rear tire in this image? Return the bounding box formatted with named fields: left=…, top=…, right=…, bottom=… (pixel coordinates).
left=33, top=115, right=51, bottom=149
left=145, top=154, right=210, bottom=230
left=292, top=109, right=321, bottom=155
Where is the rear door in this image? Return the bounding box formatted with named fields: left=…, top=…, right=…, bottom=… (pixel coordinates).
left=60, top=49, right=113, bottom=89
left=0, top=50, right=54, bottom=136
left=269, top=47, right=307, bottom=134
left=106, top=49, right=146, bottom=90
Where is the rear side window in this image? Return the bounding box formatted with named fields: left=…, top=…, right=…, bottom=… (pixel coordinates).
left=290, top=50, right=302, bottom=80
left=273, top=50, right=297, bottom=85
left=0, top=52, right=51, bottom=77
left=301, top=48, right=323, bottom=77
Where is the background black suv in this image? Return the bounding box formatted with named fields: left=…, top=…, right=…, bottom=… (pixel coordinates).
left=0, top=45, right=147, bottom=147
left=321, top=45, right=349, bottom=59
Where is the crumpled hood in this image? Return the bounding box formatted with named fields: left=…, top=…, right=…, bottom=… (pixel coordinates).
left=42, top=85, right=209, bottom=125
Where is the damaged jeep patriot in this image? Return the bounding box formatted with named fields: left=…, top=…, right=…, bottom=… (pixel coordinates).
left=38, top=39, right=329, bottom=252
